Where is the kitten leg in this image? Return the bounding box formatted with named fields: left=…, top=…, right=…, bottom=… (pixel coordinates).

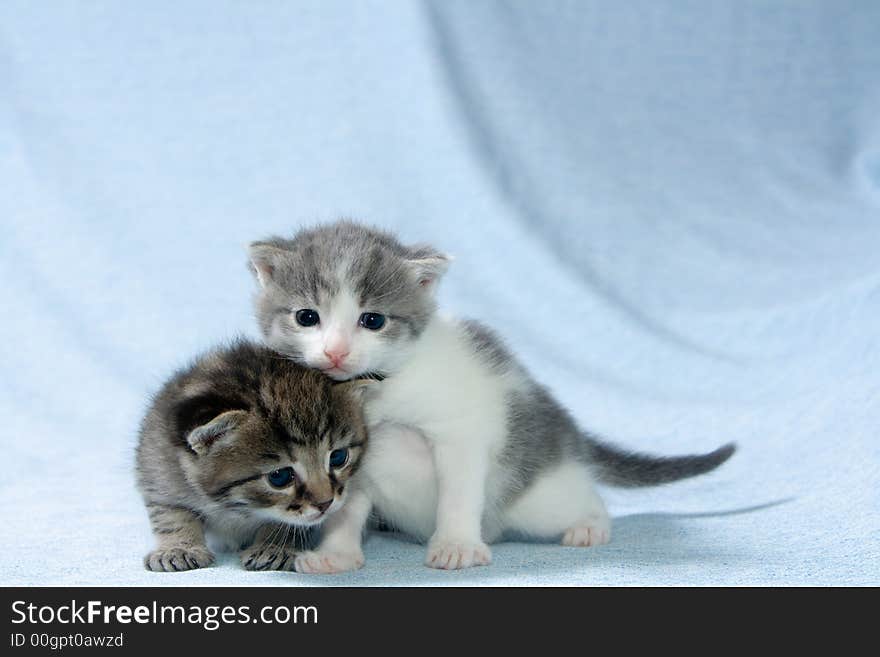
left=144, top=503, right=215, bottom=572
left=295, top=488, right=371, bottom=574
left=559, top=473, right=611, bottom=547
left=425, top=438, right=492, bottom=570
left=501, top=462, right=611, bottom=547
left=240, top=523, right=299, bottom=571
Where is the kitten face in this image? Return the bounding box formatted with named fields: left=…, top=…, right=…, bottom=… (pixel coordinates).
left=174, top=351, right=371, bottom=527
left=248, top=221, right=450, bottom=380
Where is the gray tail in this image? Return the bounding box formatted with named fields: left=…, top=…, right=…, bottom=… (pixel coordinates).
left=582, top=436, right=736, bottom=488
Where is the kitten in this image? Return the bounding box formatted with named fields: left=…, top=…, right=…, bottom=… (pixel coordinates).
left=248, top=221, right=735, bottom=572
left=136, top=339, right=369, bottom=572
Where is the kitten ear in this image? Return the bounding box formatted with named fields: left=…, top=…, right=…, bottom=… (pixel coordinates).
left=186, top=410, right=248, bottom=456
left=406, top=250, right=452, bottom=288
left=333, top=379, right=377, bottom=406
left=248, top=243, right=288, bottom=288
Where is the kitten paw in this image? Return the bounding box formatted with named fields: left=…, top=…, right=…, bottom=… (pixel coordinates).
left=144, top=546, right=215, bottom=572
left=425, top=538, right=492, bottom=570
left=562, top=523, right=611, bottom=547
left=294, top=549, right=365, bottom=574
left=240, top=544, right=298, bottom=571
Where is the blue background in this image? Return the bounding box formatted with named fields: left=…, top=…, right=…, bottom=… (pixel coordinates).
left=1, top=1, right=878, bottom=585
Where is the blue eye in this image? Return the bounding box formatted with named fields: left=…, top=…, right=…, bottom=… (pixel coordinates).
left=295, top=309, right=320, bottom=327
left=359, top=312, right=386, bottom=331
left=329, top=448, right=349, bottom=468
left=267, top=467, right=294, bottom=488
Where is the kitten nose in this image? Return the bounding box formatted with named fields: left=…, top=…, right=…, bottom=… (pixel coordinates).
left=323, top=348, right=349, bottom=366
left=314, top=499, right=333, bottom=514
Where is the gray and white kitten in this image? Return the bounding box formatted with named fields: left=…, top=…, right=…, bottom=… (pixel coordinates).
left=247, top=221, right=735, bottom=572
left=136, top=339, right=369, bottom=572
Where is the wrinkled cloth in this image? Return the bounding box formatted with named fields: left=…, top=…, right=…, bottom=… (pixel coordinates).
left=1, top=0, right=878, bottom=585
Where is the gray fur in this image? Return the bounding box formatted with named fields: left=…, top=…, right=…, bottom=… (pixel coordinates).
left=582, top=439, right=737, bottom=488
left=461, top=321, right=736, bottom=492
left=460, top=319, right=515, bottom=374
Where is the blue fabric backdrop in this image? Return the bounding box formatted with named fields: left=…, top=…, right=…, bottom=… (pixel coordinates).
left=1, top=0, right=878, bottom=585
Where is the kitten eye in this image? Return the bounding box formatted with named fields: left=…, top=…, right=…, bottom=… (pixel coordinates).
left=329, top=448, right=349, bottom=468
left=295, top=309, right=320, bottom=327
left=359, top=312, right=386, bottom=331
left=267, top=467, right=294, bottom=488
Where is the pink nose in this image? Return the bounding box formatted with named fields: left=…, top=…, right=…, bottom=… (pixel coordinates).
left=323, top=348, right=349, bottom=367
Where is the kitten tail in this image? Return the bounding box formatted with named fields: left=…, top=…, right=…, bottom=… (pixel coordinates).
left=582, top=438, right=736, bottom=488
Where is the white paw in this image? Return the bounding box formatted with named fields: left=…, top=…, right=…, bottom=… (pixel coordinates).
left=425, top=537, right=492, bottom=570
left=294, top=549, right=364, bottom=574
left=562, top=522, right=611, bottom=547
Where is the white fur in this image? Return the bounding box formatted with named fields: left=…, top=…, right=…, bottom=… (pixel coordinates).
left=305, top=314, right=612, bottom=572
left=359, top=423, right=438, bottom=539
left=295, top=488, right=370, bottom=574
left=272, top=285, right=410, bottom=380
left=366, top=316, right=512, bottom=556
left=502, top=461, right=611, bottom=544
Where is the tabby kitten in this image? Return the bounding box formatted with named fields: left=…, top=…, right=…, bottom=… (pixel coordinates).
left=136, top=339, right=369, bottom=572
